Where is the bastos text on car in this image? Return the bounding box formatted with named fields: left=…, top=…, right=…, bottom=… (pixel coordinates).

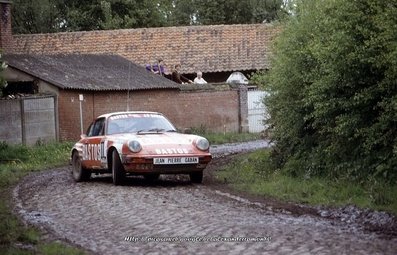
left=70, top=111, right=212, bottom=185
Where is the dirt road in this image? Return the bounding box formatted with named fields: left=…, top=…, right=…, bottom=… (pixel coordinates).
left=13, top=141, right=396, bottom=254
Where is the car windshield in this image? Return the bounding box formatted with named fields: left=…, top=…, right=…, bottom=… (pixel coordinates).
left=106, top=113, right=176, bottom=135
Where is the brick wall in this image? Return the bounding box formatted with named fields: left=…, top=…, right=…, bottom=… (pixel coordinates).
left=58, top=87, right=244, bottom=141
left=0, top=1, right=12, bottom=51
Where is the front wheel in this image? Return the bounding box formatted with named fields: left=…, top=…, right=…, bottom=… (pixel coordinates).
left=72, top=152, right=91, bottom=182
left=190, top=171, right=203, bottom=183
left=112, top=150, right=125, bottom=185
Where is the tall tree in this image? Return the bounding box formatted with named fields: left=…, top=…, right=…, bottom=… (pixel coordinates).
left=97, top=0, right=165, bottom=29
left=58, top=0, right=103, bottom=31
left=11, top=0, right=62, bottom=34
left=194, top=0, right=286, bottom=25
left=169, top=0, right=196, bottom=26
left=261, top=0, right=397, bottom=182
left=12, top=0, right=288, bottom=34
left=60, top=0, right=170, bottom=31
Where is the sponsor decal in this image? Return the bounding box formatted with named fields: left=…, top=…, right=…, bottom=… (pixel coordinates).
left=109, top=114, right=161, bottom=120
left=101, top=141, right=108, bottom=163
left=83, top=142, right=106, bottom=161
left=155, top=148, right=189, bottom=154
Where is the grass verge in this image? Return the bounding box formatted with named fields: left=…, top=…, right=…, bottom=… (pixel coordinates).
left=215, top=149, right=397, bottom=215
left=0, top=141, right=86, bottom=255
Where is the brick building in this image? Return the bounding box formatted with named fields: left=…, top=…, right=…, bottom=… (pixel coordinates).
left=0, top=1, right=276, bottom=142
left=3, top=53, right=246, bottom=142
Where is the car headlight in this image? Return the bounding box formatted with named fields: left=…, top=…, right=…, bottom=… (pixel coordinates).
left=196, top=137, right=210, bottom=151
left=128, top=140, right=142, bottom=153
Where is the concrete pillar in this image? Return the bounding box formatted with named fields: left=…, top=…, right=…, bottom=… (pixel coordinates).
left=238, top=85, right=249, bottom=133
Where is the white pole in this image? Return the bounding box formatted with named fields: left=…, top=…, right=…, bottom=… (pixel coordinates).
left=79, top=94, right=84, bottom=134
left=127, top=62, right=131, bottom=111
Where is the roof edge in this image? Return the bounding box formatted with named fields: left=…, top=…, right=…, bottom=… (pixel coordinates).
left=6, top=64, right=66, bottom=89
left=12, top=22, right=280, bottom=37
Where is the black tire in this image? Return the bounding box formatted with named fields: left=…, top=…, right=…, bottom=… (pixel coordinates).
left=190, top=171, right=203, bottom=183
left=72, top=152, right=91, bottom=182
left=144, top=173, right=160, bottom=181
left=112, top=150, right=125, bottom=185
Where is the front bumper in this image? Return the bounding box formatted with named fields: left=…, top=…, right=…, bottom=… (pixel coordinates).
left=121, top=154, right=212, bottom=174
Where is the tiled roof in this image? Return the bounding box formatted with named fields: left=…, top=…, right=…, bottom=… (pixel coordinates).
left=10, top=24, right=280, bottom=74
left=4, top=54, right=180, bottom=91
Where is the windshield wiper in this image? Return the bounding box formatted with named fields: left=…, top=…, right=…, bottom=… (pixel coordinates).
left=148, top=128, right=165, bottom=133
left=137, top=128, right=168, bottom=134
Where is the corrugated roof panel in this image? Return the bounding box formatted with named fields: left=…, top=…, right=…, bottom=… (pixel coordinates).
left=4, top=54, right=181, bottom=91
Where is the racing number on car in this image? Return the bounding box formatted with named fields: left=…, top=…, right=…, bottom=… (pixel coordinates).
left=100, top=142, right=105, bottom=159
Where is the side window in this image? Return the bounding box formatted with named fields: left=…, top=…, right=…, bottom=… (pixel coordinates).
left=87, top=118, right=105, bottom=137
left=86, top=123, right=94, bottom=136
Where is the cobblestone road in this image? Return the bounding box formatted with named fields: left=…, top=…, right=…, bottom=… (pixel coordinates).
left=13, top=141, right=397, bottom=254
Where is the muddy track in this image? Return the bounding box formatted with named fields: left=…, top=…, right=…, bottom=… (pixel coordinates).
left=13, top=140, right=397, bottom=254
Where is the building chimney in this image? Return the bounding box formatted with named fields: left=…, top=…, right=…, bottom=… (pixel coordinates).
left=0, top=0, right=12, bottom=52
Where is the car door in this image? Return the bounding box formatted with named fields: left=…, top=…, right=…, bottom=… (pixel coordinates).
left=81, top=117, right=106, bottom=169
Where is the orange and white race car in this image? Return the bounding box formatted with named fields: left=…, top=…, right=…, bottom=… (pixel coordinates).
left=70, top=111, right=212, bottom=185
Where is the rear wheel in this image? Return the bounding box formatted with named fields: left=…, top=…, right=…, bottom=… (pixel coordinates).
left=112, top=150, right=125, bottom=185
left=190, top=171, right=203, bottom=183
left=72, top=152, right=91, bottom=182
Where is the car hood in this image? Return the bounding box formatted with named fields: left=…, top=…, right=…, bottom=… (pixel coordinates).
left=111, top=132, right=198, bottom=145
left=109, top=132, right=209, bottom=155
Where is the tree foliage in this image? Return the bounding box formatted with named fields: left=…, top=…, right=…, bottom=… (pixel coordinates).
left=11, top=0, right=287, bottom=34
left=11, top=0, right=62, bottom=34
left=0, top=53, right=7, bottom=97
left=61, top=0, right=170, bottom=31
left=262, top=0, right=397, bottom=183
left=194, top=0, right=286, bottom=25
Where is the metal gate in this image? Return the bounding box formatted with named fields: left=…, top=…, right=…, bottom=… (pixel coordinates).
left=0, top=96, right=57, bottom=145
left=247, top=89, right=269, bottom=133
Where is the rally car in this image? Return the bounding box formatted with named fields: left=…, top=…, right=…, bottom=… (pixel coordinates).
left=70, top=111, right=212, bottom=185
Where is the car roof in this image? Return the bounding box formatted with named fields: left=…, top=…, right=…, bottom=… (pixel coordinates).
left=97, top=111, right=163, bottom=119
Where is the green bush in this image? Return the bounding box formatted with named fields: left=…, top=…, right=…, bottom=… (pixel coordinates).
left=216, top=150, right=397, bottom=214
left=0, top=142, right=29, bottom=163
left=260, top=0, right=397, bottom=183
